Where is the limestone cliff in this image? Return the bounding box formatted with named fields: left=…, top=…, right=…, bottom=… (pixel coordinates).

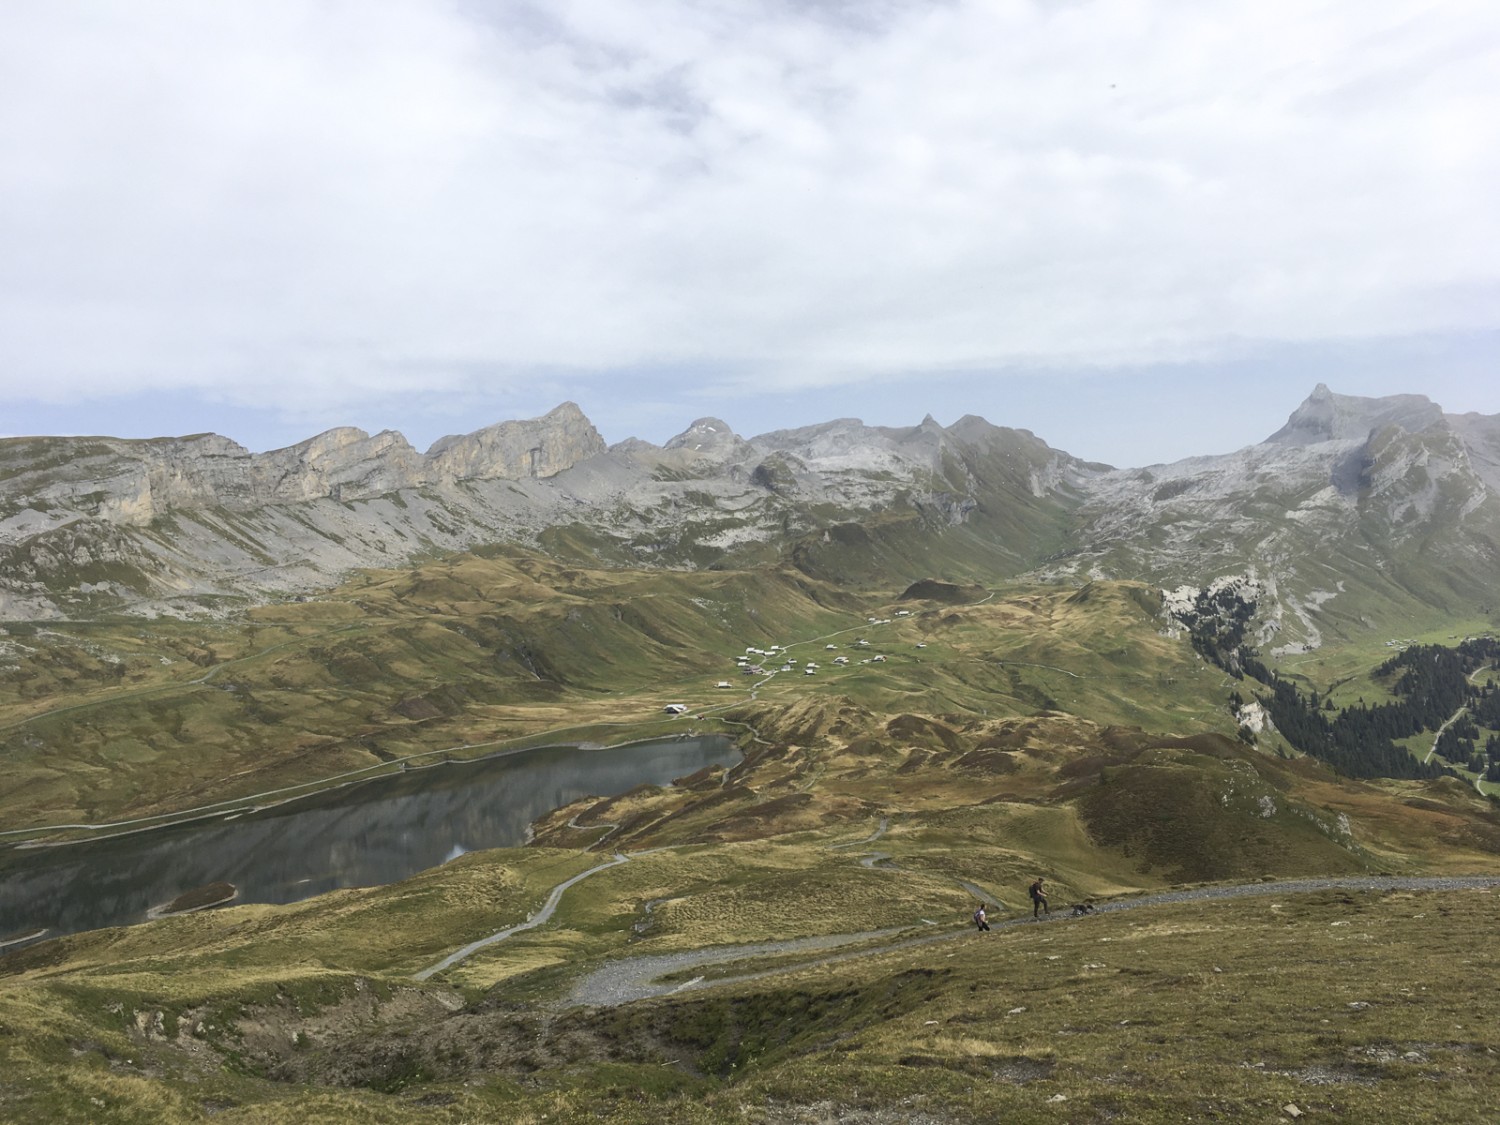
left=0, top=403, right=1087, bottom=619
left=0, top=403, right=605, bottom=533
left=0, top=389, right=1496, bottom=638
left=425, top=402, right=605, bottom=483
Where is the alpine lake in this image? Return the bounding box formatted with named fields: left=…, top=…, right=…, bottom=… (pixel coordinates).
left=0, top=735, right=739, bottom=948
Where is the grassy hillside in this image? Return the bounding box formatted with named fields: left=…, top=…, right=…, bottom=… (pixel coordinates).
left=4, top=842, right=1499, bottom=1122
left=1, top=545, right=1241, bottom=836
left=0, top=549, right=863, bottom=832
left=7, top=541, right=1500, bottom=1121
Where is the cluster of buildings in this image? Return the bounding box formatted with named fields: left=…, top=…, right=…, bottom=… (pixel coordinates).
left=663, top=611, right=924, bottom=715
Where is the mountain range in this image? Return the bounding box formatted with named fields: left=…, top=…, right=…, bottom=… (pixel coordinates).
left=6, top=385, right=1500, bottom=1124
left=2, top=385, right=1498, bottom=649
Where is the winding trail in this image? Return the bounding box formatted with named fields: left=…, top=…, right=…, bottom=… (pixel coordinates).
left=411, top=836, right=1500, bottom=1008
left=561, top=875, right=1500, bottom=1009
left=1422, top=666, right=1492, bottom=798
left=827, top=818, right=889, bottom=850
left=993, top=660, right=1081, bottom=680
left=414, top=853, right=632, bottom=981
left=1425, top=707, right=1468, bottom=765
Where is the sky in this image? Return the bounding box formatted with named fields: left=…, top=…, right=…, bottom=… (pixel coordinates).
left=1, top=1, right=1496, bottom=469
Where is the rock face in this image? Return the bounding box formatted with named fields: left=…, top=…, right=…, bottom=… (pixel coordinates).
left=0, top=403, right=1084, bottom=618
left=0, top=403, right=605, bottom=531
left=1266, top=382, right=1444, bottom=446
left=426, top=402, right=606, bottom=483
left=662, top=417, right=752, bottom=463
left=1038, top=386, right=1500, bottom=653
left=0, top=388, right=1497, bottom=647
left=250, top=428, right=425, bottom=504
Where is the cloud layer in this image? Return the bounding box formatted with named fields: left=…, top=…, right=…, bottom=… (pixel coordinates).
left=1, top=0, right=1496, bottom=423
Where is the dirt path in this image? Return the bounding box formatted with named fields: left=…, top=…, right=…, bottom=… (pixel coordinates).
left=559, top=928, right=912, bottom=1007
left=993, top=660, right=1080, bottom=679
left=1425, top=707, right=1467, bottom=764
left=410, top=847, right=1500, bottom=1008
left=827, top=818, right=889, bottom=850
left=1422, top=664, right=1490, bottom=777
left=560, top=875, right=1500, bottom=1008
left=413, top=853, right=631, bottom=981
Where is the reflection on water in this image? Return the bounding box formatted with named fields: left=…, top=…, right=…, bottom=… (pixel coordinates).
left=0, top=736, right=738, bottom=943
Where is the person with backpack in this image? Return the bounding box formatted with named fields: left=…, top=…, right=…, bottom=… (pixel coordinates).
left=1029, top=877, right=1050, bottom=918
left=972, top=904, right=991, bottom=931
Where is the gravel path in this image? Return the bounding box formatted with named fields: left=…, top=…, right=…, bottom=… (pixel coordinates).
left=827, top=818, right=889, bottom=850
left=561, top=875, right=1500, bottom=1008
left=560, top=928, right=911, bottom=1007
left=414, top=853, right=630, bottom=981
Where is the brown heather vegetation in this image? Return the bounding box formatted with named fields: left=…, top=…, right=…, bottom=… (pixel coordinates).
left=4, top=547, right=1500, bottom=1120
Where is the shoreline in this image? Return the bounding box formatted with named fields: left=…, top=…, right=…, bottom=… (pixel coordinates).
left=2, top=730, right=745, bottom=851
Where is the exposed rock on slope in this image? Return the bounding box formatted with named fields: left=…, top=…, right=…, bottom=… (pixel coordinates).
left=0, top=402, right=603, bottom=527
left=1266, top=382, right=1444, bottom=445
left=0, top=388, right=1497, bottom=642
left=425, top=402, right=605, bottom=482
left=1038, top=386, right=1500, bottom=652
left=0, top=407, right=1087, bottom=618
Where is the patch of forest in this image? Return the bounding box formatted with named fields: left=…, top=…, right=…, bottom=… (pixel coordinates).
left=1182, top=585, right=1499, bottom=780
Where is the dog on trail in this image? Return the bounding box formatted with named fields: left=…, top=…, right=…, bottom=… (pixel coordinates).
left=1069, top=901, right=1096, bottom=916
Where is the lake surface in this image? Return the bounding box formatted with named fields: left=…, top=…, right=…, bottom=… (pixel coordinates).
left=0, top=736, right=738, bottom=946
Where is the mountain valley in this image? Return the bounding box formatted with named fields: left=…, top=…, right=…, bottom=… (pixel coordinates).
left=2, top=385, right=1500, bottom=1123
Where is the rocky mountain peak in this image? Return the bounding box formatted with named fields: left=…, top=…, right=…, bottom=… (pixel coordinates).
left=663, top=417, right=749, bottom=460
left=1266, top=384, right=1444, bottom=446
left=3, top=391, right=1497, bottom=631
left=251, top=427, right=424, bottom=503
left=424, top=402, right=605, bottom=481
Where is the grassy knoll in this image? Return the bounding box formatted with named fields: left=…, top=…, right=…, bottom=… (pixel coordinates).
left=7, top=543, right=1500, bottom=1120
left=5, top=637, right=1500, bottom=1120
left=4, top=870, right=1499, bottom=1122
left=0, top=550, right=867, bottom=831
left=0, top=551, right=1240, bottom=835
left=1270, top=616, right=1496, bottom=703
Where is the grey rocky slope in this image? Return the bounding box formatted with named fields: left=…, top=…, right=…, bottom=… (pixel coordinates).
left=0, top=402, right=1084, bottom=618
left=1036, top=384, right=1500, bottom=651
left=2, top=386, right=1498, bottom=652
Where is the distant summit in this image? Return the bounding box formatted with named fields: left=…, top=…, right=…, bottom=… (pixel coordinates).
left=1266, top=382, right=1444, bottom=445
left=662, top=417, right=751, bottom=461
left=1, top=387, right=1496, bottom=647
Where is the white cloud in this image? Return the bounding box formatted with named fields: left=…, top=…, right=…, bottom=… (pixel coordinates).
left=0, top=0, right=1495, bottom=414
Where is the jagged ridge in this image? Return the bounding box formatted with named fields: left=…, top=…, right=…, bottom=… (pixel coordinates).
left=0, top=388, right=1497, bottom=650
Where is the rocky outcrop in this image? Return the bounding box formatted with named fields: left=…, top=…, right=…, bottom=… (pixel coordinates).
left=250, top=428, right=425, bottom=504
left=1, top=388, right=1496, bottom=633
left=0, top=403, right=606, bottom=535
left=426, top=402, right=605, bottom=483
left=0, top=400, right=1101, bottom=618
left=662, top=418, right=752, bottom=462
left=1041, top=386, right=1500, bottom=653
left=1266, top=383, right=1444, bottom=446
left=749, top=453, right=804, bottom=494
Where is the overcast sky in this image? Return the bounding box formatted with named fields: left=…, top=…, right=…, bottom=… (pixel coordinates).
left=1, top=1, right=1496, bottom=467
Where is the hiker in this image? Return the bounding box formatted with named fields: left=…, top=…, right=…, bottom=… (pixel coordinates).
left=1029, top=877, right=1050, bottom=918
left=972, top=905, right=990, bottom=932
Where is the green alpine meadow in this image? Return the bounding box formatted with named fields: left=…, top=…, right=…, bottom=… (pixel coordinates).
left=4, top=387, right=1500, bottom=1123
